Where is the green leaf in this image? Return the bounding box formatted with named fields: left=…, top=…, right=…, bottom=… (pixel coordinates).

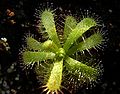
left=46, top=59, right=63, bottom=91
left=41, top=10, right=61, bottom=48
left=26, top=37, right=42, bottom=51
left=64, top=16, right=77, bottom=42
left=65, top=56, right=99, bottom=81
left=22, top=51, right=55, bottom=65
left=67, top=32, right=104, bottom=55
left=63, top=18, right=97, bottom=53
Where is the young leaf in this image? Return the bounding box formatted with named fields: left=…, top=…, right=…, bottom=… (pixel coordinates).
left=27, top=37, right=58, bottom=52
left=42, top=40, right=59, bottom=53
left=41, top=10, right=61, bottom=47
left=63, top=18, right=97, bottom=53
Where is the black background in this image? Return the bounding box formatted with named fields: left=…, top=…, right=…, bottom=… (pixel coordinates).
left=0, top=0, right=120, bottom=94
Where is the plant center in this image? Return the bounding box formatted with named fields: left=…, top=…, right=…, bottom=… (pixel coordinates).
left=56, top=48, right=66, bottom=60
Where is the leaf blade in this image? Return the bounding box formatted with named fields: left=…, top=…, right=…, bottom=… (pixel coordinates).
left=67, top=32, right=104, bottom=55
left=22, top=51, right=55, bottom=65
left=46, top=59, right=63, bottom=91
left=65, top=56, right=99, bottom=81
left=26, top=37, right=42, bottom=51
left=64, top=16, right=77, bottom=42
left=63, top=18, right=97, bottom=53
left=41, top=10, right=61, bottom=48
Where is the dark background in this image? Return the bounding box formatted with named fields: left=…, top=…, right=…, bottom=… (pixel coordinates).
left=0, top=0, right=120, bottom=94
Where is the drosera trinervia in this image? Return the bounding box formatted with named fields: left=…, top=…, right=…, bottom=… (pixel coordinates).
left=21, top=6, right=106, bottom=94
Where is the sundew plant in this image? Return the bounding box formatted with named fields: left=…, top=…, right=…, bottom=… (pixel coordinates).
left=21, top=8, right=105, bottom=94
